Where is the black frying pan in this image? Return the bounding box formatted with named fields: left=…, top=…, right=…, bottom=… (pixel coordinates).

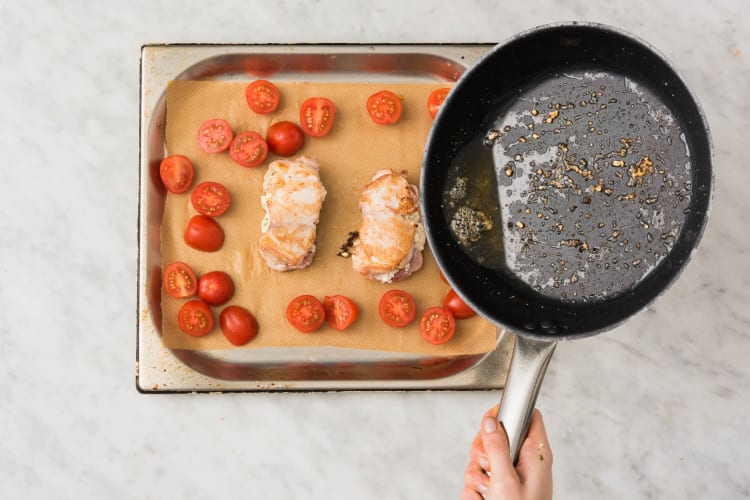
left=421, top=22, right=712, bottom=461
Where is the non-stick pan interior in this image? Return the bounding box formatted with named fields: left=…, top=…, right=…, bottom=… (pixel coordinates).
left=422, top=23, right=712, bottom=339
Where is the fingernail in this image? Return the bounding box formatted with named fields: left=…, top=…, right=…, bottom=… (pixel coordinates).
left=479, top=456, right=490, bottom=470
left=476, top=481, right=488, bottom=494
left=482, top=416, right=498, bottom=433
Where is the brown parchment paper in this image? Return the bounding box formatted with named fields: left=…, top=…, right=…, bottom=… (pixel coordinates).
left=161, top=80, right=497, bottom=355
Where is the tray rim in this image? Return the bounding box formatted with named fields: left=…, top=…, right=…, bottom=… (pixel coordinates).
left=136, top=42, right=511, bottom=393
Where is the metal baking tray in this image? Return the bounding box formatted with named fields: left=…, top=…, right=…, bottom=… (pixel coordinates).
left=136, top=43, right=513, bottom=392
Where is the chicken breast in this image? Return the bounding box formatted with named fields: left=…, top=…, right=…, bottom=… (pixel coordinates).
left=259, top=156, right=326, bottom=271
left=351, top=169, right=425, bottom=282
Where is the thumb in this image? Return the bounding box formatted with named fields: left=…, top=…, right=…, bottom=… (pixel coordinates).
left=480, top=416, right=518, bottom=484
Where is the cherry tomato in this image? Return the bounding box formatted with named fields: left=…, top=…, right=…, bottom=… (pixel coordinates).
left=159, top=155, right=194, bottom=194
left=197, top=118, right=233, bottom=153
left=420, top=307, right=456, bottom=345
left=266, top=121, right=305, bottom=157
left=191, top=181, right=231, bottom=217
left=220, top=305, right=259, bottom=346
left=300, top=97, right=336, bottom=137
left=443, top=288, right=477, bottom=319
left=184, top=215, right=225, bottom=252
left=378, top=290, right=417, bottom=327
left=245, top=80, right=280, bottom=114
left=229, top=131, right=268, bottom=167
left=323, top=295, right=359, bottom=331
left=198, top=270, right=234, bottom=306
left=178, top=300, right=214, bottom=337
left=428, top=88, right=450, bottom=119
left=366, top=90, right=403, bottom=125
left=286, top=295, right=326, bottom=333
left=162, top=261, right=198, bottom=299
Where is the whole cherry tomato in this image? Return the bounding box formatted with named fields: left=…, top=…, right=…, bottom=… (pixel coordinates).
left=443, top=288, right=477, bottom=319
left=266, top=121, right=305, bottom=157
left=184, top=215, right=225, bottom=252
left=198, top=271, right=234, bottom=306
left=220, top=305, right=259, bottom=346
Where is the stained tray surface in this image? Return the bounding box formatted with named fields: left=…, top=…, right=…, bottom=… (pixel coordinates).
left=137, top=44, right=510, bottom=392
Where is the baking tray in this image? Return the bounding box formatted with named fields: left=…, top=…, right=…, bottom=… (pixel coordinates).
left=136, top=43, right=513, bottom=392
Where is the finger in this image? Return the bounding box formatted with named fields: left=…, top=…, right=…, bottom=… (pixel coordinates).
left=481, top=413, right=519, bottom=486
left=460, top=486, right=484, bottom=500
left=469, top=431, right=490, bottom=472
left=463, top=462, right=490, bottom=496
left=469, top=405, right=499, bottom=471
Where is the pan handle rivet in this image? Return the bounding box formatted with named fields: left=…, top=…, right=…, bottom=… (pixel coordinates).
left=523, top=322, right=538, bottom=331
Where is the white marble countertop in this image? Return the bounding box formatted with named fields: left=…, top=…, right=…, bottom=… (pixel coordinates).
left=3, top=1, right=749, bottom=498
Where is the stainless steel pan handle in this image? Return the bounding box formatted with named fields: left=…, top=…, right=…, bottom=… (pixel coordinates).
left=497, top=335, right=557, bottom=464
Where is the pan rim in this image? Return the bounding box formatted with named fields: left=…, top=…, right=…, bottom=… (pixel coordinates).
left=421, top=21, right=714, bottom=341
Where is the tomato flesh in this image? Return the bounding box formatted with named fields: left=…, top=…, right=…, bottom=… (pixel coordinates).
left=286, top=295, right=326, bottom=333
left=245, top=80, right=280, bottom=114
left=163, top=261, right=198, bottom=299
left=159, top=155, right=194, bottom=194
left=198, top=270, right=234, bottom=306
left=197, top=118, right=233, bottom=153
left=300, top=97, right=336, bottom=137
left=229, top=131, right=268, bottom=167
left=420, top=307, right=456, bottom=345
left=178, top=300, right=214, bottom=337
left=266, top=121, right=305, bottom=157
left=184, top=215, right=225, bottom=252
left=220, top=305, right=259, bottom=346
left=428, top=88, right=450, bottom=119
left=323, top=295, right=359, bottom=331
left=367, top=90, right=402, bottom=125
left=378, top=290, right=417, bottom=327
left=191, top=181, right=231, bottom=217
left=443, top=288, right=477, bottom=319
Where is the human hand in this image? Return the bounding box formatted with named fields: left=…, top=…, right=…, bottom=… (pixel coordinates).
left=461, top=406, right=553, bottom=500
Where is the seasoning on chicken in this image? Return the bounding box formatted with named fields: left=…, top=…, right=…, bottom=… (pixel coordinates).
left=259, top=156, right=327, bottom=271
left=351, top=169, right=426, bottom=282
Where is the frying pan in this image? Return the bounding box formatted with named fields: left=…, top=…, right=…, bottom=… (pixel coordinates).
left=421, top=22, right=712, bottom=461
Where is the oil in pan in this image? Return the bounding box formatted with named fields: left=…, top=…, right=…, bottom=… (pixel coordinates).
left=443, top=69, right=692, bottom=303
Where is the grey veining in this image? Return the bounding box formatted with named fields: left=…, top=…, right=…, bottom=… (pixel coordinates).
left=2, top=1, right=749, bottom=499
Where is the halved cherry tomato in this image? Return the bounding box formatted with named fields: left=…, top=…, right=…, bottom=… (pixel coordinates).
left=443, top=288, right=477, bottom=319
left=184, top=215, right=225, bottom=252
left=300, top=97, right=336, bottom=137
left=191, top=181, right=231, bottom=217
left=159, top=155, right=194, bottom=194
left=220, top=305, right=259, bottom=346
left=178, top=300, right=214, bottom=337
left=245, top=80, right=280, bottom=114
left=366, top=90, right=403, bottom=125
left=198, top=270, right=234, bottom=306
left=420, top=307, right=456, bottom=345
left=197, top=118, right=233, bottom=153
left=266, top=121, right=305, bottom=157
left=229, top=131, right=268, bottom=167
left=378, top=290, right=417, bottom=327
left=286, top=295, right=326, bottom=333
left=163, top=261, right=198, bottom=299
left=428, top=88, right=450, bottom=119
left=323, top=295, right=359, bottom=331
